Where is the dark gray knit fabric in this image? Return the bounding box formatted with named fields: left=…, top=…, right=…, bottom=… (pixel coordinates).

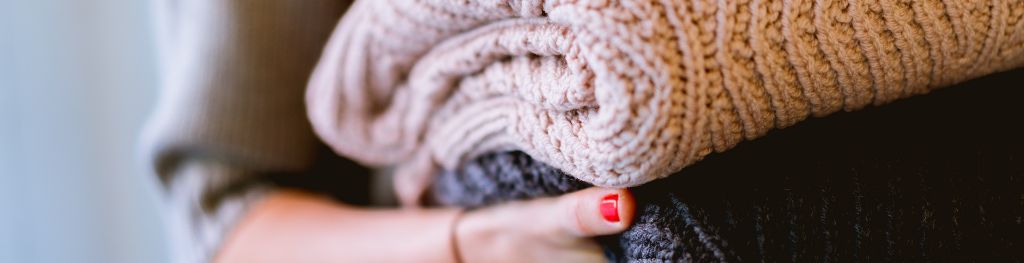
left=430, top=150, right=590, bottom=208
left=429, top=70, right=1024, bottom=262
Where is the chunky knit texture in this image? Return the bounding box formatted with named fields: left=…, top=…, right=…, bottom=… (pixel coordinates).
left=308, top=0, right=1024, bottom=188
left=435, top=152, right=1024, bottom=262
left=429, top=72, right=1024, bottom=262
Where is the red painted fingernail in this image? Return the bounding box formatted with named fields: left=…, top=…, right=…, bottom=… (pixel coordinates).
left=600, top=194, right=620, bottom=223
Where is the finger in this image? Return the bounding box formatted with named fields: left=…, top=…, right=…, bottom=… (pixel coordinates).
left=551, top=187, right=635, bottom=237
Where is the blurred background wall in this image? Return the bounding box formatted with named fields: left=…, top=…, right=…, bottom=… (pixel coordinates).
left=0, top=0, right=170, bottom=262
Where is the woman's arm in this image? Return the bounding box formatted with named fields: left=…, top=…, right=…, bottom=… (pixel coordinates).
left=215, top=191, right=462, bottom=262
left=216, top=188, right=636, bottom=263
left=146, top=1, right=636, bottom=261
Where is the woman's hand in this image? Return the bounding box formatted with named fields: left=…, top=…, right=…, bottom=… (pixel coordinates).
left=455, top=187, right=635, bottom=263
left=216, top=188, right=633, bottom=263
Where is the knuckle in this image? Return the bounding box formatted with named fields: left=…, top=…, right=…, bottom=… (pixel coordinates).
left=561, top=196, right=591, bottom=236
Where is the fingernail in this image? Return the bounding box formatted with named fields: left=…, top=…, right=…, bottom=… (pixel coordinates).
left=600, top=194, right=620, bottom=223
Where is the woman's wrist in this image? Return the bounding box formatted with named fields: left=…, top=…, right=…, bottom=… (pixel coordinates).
left=448, top=209, right=467, bottom=263
left=216, top=190, right=467, bottom=262
left=215, top=188, right=633, bottom=262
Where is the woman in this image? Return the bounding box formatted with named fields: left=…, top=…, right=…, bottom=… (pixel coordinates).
left=146, top=0, right=1024, bottom=262
left=142, top=0, right=634, bottom=262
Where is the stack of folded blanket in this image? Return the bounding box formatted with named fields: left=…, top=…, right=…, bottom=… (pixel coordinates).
left=306, top=0, right=1024, bottom=261
left=430, top=72, right=1024, bottom=261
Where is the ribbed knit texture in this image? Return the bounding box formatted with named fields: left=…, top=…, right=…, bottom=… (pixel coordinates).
left=144, top=0, right=344, bottom=175
left=162, top=160, right=274, bottom=263
left=430, top=71, right=1024, bottom=262
left=309, top=0, right=1024, bottom=189
left=142, top=1, right=348, bottom=262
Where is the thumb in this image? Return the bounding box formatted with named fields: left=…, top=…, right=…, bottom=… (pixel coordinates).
left=549, top=187, right=635, bottom=238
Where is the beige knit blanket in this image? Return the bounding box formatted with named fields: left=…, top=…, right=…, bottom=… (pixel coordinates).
left=307, top=0, right=1024, bottom=190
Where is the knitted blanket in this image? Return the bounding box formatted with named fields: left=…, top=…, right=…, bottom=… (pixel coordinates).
left=303, top=1, right=1024, bottom=260
left=309, top=0, right=1024, bottom=191
left=429, top=73, right=1024, bottom=261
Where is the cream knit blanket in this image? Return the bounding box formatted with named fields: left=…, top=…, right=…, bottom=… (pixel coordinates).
left=307, top=0, right=1024, bottom=189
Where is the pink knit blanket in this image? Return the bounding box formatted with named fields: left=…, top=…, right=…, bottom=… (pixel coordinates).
left=307, top=0, right=1024, bottom=193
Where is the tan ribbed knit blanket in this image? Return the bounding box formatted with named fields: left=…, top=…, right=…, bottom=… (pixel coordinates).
left=307, top=0, right=1024, bottom=190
